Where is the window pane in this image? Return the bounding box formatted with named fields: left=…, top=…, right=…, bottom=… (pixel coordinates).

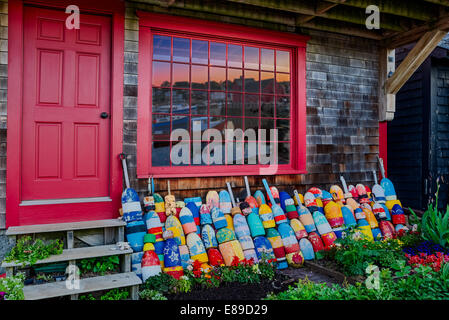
left=191, top=116, right=208, bottom=137
left=172, top=63, right=189, bottom=88
left=210, top=42, right=226, bottom=66
left=278, top=142, right=290, bottom=164
left=192, top=40, right=208, bottom=65
left=244, top=46, right=259, bottom=69
left=227, top=92, right=243, bottom=116
left=152, top=114, right=170, bottom=140
left=172, top=114, right=190, bottom=131
left=276, top=96, right=290, bottom=118
left=261, top=72, right=274, bottom=94
left=152, top=61, right=171, bottom=87
left=259, top=142, right=275, bottom=163
left=228, top=44, right=242, bottom=68
left=244, top=94, right=259, bottom=117
left=191, top=142, right=208, bottom=166
left=152, top=142, right=171, bottom=166
left=245, top=141, right=258, bottom=164
left=261, top=48, right=274, bottom=71
left=208, top=139, right=225, bottom=165
left=210, top=67, right=226, bottom=91
left=173, top=37, right=190, bottom=63
left=276, top=50, right=290, bottom=73
left=261, top=95, right=274, bottom=118
left=210, top=116, right=226, bottom=133
left=153, top=35, right=171, bottom=61
left=226, top=117, right=243, bottom=132
left=227, top=68, right=242, bottom=92
left=191, top=91, right=208, bottom=115
left=171, top=139, right=190, bottom=166
left=191, top=65, right=208, bottom=89
left=244, top=70, right=259, bottom=93
left=260, top=118, right=275, bottom=135
left=276, top=73, right=290, bottom=95
left=244, top=118, right=259, bottom=140
left=152, top=88, right=170, bottom=113
left=210, top=91, right=226, bottom=116
left=172, top=89, right=189, bottom=114
left=276, top=119, right=290, bottom=141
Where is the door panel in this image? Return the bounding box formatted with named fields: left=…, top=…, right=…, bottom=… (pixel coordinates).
left=22, top=7, right=111, bottom=201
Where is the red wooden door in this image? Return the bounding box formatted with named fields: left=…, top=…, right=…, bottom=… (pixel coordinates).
left=21, top=7, right=111, bottom=203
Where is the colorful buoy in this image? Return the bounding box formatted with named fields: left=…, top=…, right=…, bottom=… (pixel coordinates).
left=201, top=224, right=218, bottom=249
left=216, top=227, right=237, bottom=244
left=278, top=223, right=300, bottom=254
left=211, top=207, right=228, bottom=230
left=258, top=204, right=276, bottom=229
left=253, top=236, right=275, bottom=261
left=186, top=232, right=208, bottom=263
left=324, top=201, right=344, bottom=228
left=207, top=248, right=225, bottom=266
left=299, top=238, right=315, bottom=260
left=179, top=207, right=198, bottom=235
left=125, top=220, right=147, bottom=252
left=141, top=250, right=161, bottom=282
left=219, top=240, right=244, bottom=266
left=290, top=218, right=308, bottom=240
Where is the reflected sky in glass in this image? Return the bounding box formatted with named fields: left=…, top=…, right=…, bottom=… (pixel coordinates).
left=153, top=35, right=171, bottom=61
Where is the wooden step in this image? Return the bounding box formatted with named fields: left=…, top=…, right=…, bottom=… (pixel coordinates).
left=1, top=244, right=132, bottom=268
left=6, top=219, right=125, bottom=236
left=23, top=272, right=142, bottom=300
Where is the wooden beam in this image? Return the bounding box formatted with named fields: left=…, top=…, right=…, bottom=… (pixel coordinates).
left=227, top=0, right=410, bottom=31
left=378, top=48, right=396, bottom=121
left=385, top=30, right=447, bottom=95
left=326, top=0, right=438, bottom=21
left=424, top=0, right=449, bottom=6
left=299, top=18, right=383, bottom=40
left=298, top=0, right=344, bottom=24
left=382, top=13, right=449, bottom=47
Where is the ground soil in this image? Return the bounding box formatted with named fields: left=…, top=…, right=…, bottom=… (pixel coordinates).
left=167, top=272, right=294, bottom=300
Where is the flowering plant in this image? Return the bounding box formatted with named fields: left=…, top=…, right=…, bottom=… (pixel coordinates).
left=405, top=252, right=449, bottom=272
left=0, top=273, right=25, bottom=300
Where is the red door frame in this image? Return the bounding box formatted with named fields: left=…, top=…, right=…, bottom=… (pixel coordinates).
left=6, top=0, right=124, bottom=227
left=136, top=12, right=309, bottom=178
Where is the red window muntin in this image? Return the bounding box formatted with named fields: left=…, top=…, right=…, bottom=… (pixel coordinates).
left=137, top=12, right=308, bottom=178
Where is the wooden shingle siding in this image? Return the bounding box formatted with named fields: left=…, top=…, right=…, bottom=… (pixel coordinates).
left=122, top=2, right=380, bottom=201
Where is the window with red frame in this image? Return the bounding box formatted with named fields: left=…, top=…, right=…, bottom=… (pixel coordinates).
left=151, top=35, right=291, bottom=164
left=137, top=13, right=307, bottom=178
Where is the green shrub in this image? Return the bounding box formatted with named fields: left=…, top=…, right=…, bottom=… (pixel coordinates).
left=4, top=236, right=63, bottom=266
left=410, top=184, right=449, bottom=248
left=0, top=273, right=25, bottom=300
left=79, top=288, right=129, bottom=300
left=141, top=272, right=179, bottom=294
left=78, top=255, right=120, bottom=275
left=324, top=231, right=406, bottom=276
left=139, top=289, right=167, bottom=300
left=265, top=263, right=449, bottom=300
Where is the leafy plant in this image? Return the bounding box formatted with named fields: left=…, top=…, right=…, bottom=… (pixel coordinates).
left=141, top=272, right=179, bottom=294
left=4, top=236, right=63, bottom=266
left=99, top=288, right=129, bottom=300
left=0, top=273, right=25, bottom=300
left=139, top=289, right=168, bottom=300
left=78, top=255, right=120, bottom=275
left=265, top=262, right=449, bottom=300
left=79, top=288, right=129, bottom=300
left=324, top=231, right=406, bottom=276
left=35, top=273, right=53, bottom=282
left=409, top=184, right=449, bottom=248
